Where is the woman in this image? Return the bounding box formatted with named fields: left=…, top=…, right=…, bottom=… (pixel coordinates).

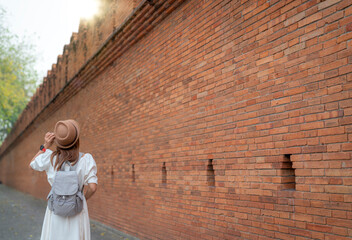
left=30, top=119, right=98, bottom=240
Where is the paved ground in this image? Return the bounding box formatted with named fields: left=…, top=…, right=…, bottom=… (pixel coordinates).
left=0, top=184, right=139, bottom=240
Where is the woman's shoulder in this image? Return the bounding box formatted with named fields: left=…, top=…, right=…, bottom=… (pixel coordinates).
left=80, top=152, right=96, bottom=164
left=81, top=152, right=93, bottom=158
left=78, top=152, right=97, bottom=173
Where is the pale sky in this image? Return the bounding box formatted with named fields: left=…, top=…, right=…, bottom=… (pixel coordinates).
left=0, top=0, right=99, bottom=86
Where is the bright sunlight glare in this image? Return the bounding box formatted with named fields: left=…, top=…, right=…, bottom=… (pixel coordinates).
left=73, top=0, right=100, bottom=20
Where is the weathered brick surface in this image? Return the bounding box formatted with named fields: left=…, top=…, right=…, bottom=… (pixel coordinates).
left=1, top=0, right=352, bottom=239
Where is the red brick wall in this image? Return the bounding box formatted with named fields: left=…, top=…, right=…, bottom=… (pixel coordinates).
left=1, top=0, right=352, bottom=239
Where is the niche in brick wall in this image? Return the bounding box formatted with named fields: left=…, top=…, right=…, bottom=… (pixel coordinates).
left=110, top=165, right=114, bottom=187
left=131, top=164, right=135, bottom=183
left=110, top=165, right=115, bottom=178
left=162, top=162, right=167, bottom=185
left=207, top=159, right=215, bottom=187
left=281, top=154, right=296, bottom=190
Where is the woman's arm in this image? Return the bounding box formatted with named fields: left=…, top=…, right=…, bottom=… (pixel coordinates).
left=29, top=132, right=55, bottom=168
left=85, top=183, right=97, bottom=200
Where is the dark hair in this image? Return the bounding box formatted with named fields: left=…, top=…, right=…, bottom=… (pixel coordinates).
left=50, top=139, right=80, bottom=171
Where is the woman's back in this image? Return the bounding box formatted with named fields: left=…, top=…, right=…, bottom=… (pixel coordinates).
left=29, top=119, right=98, bottom=240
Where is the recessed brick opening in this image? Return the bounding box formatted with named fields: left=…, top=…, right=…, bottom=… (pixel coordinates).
left=111, top=166, right=114, bottom=176
left=132, top=164, right=135, bottom=183
left=282, top=154, right=295, bottom=190
left=111, top=166, right=115, bottom=186
left=162, top=162, right=167, bottom=185
left=207, top=159, right=215, bottom=187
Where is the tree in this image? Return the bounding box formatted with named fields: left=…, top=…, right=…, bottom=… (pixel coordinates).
left=0, top=7, right=38, bottom=145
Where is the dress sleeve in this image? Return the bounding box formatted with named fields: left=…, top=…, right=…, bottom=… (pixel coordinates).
left=83, top=153, right=98, bottom=185
left=30, top=149, right=53, bottom=172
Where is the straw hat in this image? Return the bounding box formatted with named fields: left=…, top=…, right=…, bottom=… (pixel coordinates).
left=54, top=119, right=80, bottom=149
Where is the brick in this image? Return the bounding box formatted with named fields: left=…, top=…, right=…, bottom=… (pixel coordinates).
left=342, top=143, right=352, bottom=150
left=301, top=121, right=325, bottom=131
left=339, top=64, right=352, bottom=75
left=284, top=11, right=306, bottom=26
left=301, top=28, right=325, bottom=42
left=256, top=55, right=274, bottom=66
left=337, top=32, right=352, bottom=43
left=339, top=15, right=352, bottom=28
left=326, top=169, right=352, bottom=176
left=320, top=58, right=348, bottom=72
left=298, top=12, right=323, bottom=28
left=327, top=218, right=352, bottom=228
left=284, top=42, right=306, bottom=55
left=318, top=126, right=345, bottom=136
left=323, top=152, right=350, bottom=160
left=318, top=0, right=341, bottom=10
left=325, top=185, right=352, bottom=194
left=332, top=210, right=347, bottom=218
left=307, top=223, right=332, bottom=232
left=329, top=178, right=343, bottom=185
left=340, top=116, right=352, bottom=125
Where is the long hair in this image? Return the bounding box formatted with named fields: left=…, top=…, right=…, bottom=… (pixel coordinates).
left=50, top=139, right=80, bottom=171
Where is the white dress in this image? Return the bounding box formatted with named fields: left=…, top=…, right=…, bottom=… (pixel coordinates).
left=30, top=149, right=98, bottom=240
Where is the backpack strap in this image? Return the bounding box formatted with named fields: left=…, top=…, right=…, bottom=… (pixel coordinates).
left=60, top=152, right=85, bottom=171
left=60, top=161, right=67, bottom=171
left=70, top=152, right=84, bottom=171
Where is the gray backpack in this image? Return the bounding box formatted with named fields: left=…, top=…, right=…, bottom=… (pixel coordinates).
left=47, top=152, right=84, bottom=217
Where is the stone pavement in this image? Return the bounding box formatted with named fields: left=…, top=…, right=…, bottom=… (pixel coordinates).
left=0, top=184, right=139, bottom=240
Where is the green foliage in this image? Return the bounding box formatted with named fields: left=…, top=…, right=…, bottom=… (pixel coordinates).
left=0, top=7, right=38, bottom=144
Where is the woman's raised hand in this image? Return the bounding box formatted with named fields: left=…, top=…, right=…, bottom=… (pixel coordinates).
left=44, top=132, right=55, bottom=149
